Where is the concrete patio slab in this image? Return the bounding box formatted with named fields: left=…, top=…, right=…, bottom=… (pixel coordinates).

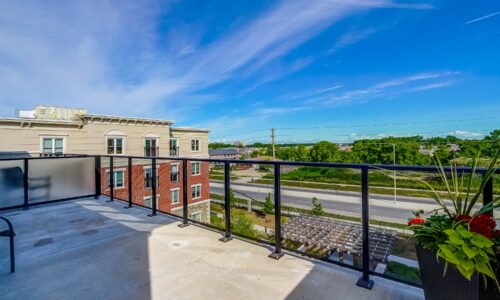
left=0, top=198, right=423, bottom=300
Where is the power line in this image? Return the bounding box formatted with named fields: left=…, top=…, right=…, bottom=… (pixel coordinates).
left=276, top=116, right=498, bottom=131
left=210, top=116, right=498, bottom=141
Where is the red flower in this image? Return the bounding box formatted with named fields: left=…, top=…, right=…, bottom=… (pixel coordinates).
left=455, top=213, right=497, bottom=239
left=470, top=214, right=496, bottom=239
left=408, top=217, right=425, bottom=226
left=456, top=214, right=472, bottom=223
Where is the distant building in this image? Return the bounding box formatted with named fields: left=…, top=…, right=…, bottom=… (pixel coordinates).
left=0, top=105, right=211, bottom=223
left=419, top=145, right=436, bottom=156
left=209, top=147, right=241, bottom=160
left=338, top=144, right=353, bottom=152
left=233, top=140, right=246, bottom=147
left=449, top=144, right=460, bottom=152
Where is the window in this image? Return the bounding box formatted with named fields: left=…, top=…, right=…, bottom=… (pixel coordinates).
left=42, top=137, right=64, bottom=154
left=108, top=170, right=124, bottom=188
left=171, top=163, right=179, bottom=182
left=107, top=137, right=123, bottom=154
left=190, top=211, right=202, bottom=222
left=191, top=139, right=200, bottom=152
left=170, top=189, right=179, bottom=204
left=144, top=167, right=159, bottom=189
left=191, top=162, right=200, bottom=175
left=144, top=195, right=159, bottom=209
left=191, top=184, right=201, bottom=199
left=144, top=138, right=158, bottom=156
left=169, top=139, right=178, bottom=156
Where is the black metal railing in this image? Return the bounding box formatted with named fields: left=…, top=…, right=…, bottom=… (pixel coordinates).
left=169, top=147, right=179, bottom=157
left=0, top=154, right=497, bottom=290
left=144, top=146, right=159, bottom=157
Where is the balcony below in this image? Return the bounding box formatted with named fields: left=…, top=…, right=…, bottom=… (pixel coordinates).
left=0, top=198, right=423, bottom=300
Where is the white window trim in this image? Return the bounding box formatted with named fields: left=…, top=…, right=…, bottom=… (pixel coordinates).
left=171, top=162, right=180, bottom=182
left=191, top=138, right=201, bottom=152
left=191, top=184, right=202, bottom=200
left=169, top=138, right=179, bottom=147
left=190, top=211, right=202, bottom=222
left=170, top=188, right=180, bottom=204
left=106, top=169, right=126, bottom=190
left=39, top=136, right=66, bottom=154
left=106, top=136, right=126, bottom=155
left=191, top=161, right=201, bottom=176
left=143, top=166, right=159, bottom=189
left=144, top=136, right=160, bottom=154
left=143, top=195, right=160, bottom=209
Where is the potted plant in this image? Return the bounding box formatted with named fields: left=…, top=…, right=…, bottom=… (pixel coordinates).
left=407, top=151, right=499, bottom=300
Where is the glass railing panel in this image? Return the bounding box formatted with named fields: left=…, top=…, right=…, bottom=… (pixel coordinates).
left=28, top=157, right=94, bottom=203
left=0, top=160, right=24, bottom=208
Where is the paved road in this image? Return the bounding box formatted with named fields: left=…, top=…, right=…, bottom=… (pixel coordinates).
left=210, top=181, right=449, bottom=224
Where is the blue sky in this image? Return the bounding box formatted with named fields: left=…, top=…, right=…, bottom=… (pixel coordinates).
left=0, top=1, right=499, bottom=143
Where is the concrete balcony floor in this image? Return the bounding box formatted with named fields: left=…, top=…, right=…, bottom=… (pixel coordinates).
left=0, top=198, right=423, bottom=300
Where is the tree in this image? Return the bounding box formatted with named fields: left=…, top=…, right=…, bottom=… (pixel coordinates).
left=309, top=141, right=338, bottom=162
left=311, top=197, right=324, bottom=216
left=263, top=193, right=274, bottom=214
left=250, top=150, right=260, bottom=158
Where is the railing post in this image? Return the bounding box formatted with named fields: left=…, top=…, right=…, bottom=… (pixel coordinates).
left=23, top=158, right=29, bottom=210
left=356, top=166, right=374, bottom=289
left=483, top=175, right=493, bottom=206
left=148, top=158, right=157, bottom=216
left=94, top=156, right=101, bottom=199
left=179, top=159, right=189, bottom=227
left=219, top=161, right=233, bottom=242
left=269, top=163, right=284, bottom=259
left=125, top=157, right=133, bottom=208
left=107, top=156, right=114, bottom=202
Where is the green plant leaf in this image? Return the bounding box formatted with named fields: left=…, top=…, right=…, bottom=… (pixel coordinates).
left=456, top=225, right=473, bottom=238
left=457, top=263, right=474, bottom=280
left=462, top=244, right=479, bottom=259
left=474, top=233, right=494, bottom=248
left=476, top=262, right=495, bottom=279
left=461, top=259, right=475, bottom=271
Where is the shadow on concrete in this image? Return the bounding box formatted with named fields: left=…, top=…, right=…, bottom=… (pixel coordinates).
left=0, top=198, right=174, bottom=300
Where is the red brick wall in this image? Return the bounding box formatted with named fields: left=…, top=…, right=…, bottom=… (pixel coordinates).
left=101, top=160, right=210, bottom=214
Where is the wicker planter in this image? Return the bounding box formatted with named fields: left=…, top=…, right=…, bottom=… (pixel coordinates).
left=416, top=245, right=499, bottom=300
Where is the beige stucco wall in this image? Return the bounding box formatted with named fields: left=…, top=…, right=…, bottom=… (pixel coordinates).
left=0, top=120, right=208, bottom=157
left=171, top=129, right=209, bottom=158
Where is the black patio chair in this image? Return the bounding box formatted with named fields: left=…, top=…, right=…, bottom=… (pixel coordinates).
left=0, top=216, right=15, bottom=273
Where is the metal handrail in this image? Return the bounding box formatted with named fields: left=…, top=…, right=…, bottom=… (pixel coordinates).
left=0, top=153, right=496, bottom=287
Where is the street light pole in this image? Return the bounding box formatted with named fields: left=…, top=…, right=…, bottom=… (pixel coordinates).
left=393, top=143, right=397, bottom=204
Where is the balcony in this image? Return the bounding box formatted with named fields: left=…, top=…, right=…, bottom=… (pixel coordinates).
left=0, top=154, right=496, bottom=299
left=0, top=198, right=422, bottom=299
left=144, top=146, right=160, bottom=157
left=169, top=147, right=179, bottom=157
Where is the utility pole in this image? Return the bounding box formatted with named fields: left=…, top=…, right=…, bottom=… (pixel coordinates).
left=393, top=143, right=397, bottom=204
left=271, top=128, right=276, bottom=161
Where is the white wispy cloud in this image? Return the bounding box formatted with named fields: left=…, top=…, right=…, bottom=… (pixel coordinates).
left=0, top=0, right=434, bottom=123
left=449, top=130, right=484, bottom=138
left=320, top=71, right=459, bottom=105
left=465, top=10, right=500, bottom=25
left=329, top=28, right=379, bottom=53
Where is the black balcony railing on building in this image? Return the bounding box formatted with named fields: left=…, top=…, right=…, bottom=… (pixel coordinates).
left=0, top=154, right=497, bottom=290
left=169, top=147, right=179, bottom=157
left=144, top=146, right=160, bottom=157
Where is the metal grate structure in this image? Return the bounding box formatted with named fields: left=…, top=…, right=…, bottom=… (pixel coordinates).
left=282, top=215, right=397, bottom=263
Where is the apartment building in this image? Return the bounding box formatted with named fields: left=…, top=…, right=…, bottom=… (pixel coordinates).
left=0, top=106, right=211, bottom=222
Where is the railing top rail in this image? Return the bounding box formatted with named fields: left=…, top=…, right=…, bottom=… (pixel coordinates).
left=0, top=153, right=498, bottom=174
